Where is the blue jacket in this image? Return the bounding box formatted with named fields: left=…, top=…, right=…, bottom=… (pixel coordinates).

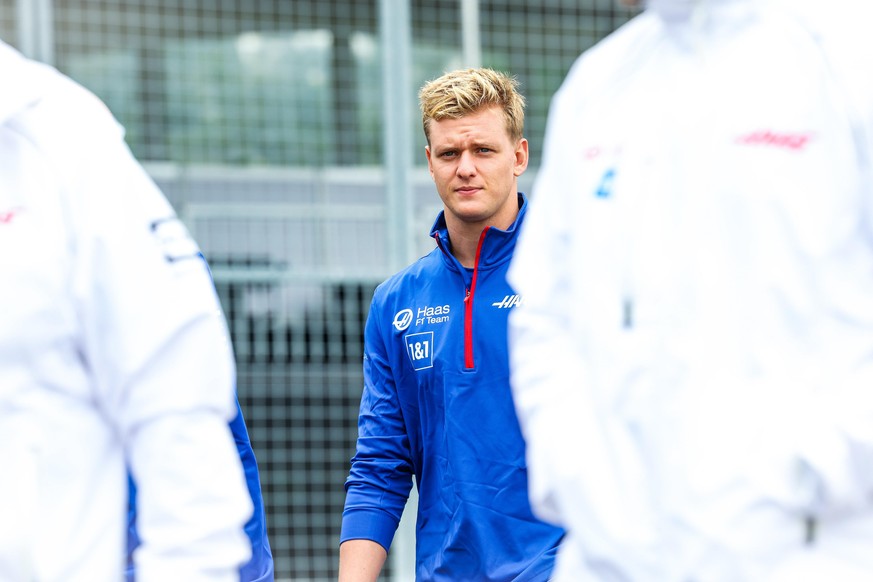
left=127, top=400, right=274, bottom=581
left=341, top=194, right=563, bottom=581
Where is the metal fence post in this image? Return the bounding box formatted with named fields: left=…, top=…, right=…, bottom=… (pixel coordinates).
left=380, top=0, right=417, bottom=580
left=15, top=0, right=53, bottom=64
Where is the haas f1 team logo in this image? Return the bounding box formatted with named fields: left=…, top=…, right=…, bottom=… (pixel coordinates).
left=393, top=309, right=413, bottom=331
left=492, top=294, right=523, bottom=308
left=393, top=305, right=451, bottom=331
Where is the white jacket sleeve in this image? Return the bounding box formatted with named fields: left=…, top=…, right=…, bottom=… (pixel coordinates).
left=507, top=62, right=660, bottom=570
left=788, top=1, right=873, bottom=517
left=56, top=85, right=252, bottom=580
left=507, top=80, right=586, bottom=527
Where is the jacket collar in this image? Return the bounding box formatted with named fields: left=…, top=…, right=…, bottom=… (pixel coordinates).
left=643, top=0, right=758, bottom=53
left=430, top=193, right=528, bottom=270
left=647, top=0, right=753, bottom=22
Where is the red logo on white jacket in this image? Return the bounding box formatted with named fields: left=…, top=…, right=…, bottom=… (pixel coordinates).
left=0, top=207, right=23, bottom=224
left=735, top=130, right=811, bottom=150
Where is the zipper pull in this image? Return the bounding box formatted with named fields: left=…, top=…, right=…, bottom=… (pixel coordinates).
left=623, top=297, right=634, bottom=329
left=464, top=288, right=471, bottom=303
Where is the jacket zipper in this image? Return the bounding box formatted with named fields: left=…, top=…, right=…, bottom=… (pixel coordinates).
left=464, top=227, right=490, bottom=369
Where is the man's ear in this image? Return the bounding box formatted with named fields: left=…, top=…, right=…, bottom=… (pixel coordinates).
left=425, top=145, right=435, bottom=178
left=514, top=138, right=529, bottom=177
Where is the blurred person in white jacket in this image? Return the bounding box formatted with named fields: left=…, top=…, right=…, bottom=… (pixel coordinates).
left=507, top=0, right=873, bottom=580
left=0, top=40, right=252, bottom=580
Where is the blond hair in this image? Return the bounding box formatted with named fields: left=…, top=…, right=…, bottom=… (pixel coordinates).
left=418, top=68, right=525, bottom=144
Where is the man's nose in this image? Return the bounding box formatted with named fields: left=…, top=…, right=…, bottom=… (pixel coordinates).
left=456, top=151, right=476, bottom=176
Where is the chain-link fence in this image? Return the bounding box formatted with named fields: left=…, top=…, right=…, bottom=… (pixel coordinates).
left=0, top=1, right=635, bottom=579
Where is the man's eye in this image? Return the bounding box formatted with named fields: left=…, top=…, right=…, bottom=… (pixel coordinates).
left=478, top=147, right=492, bottom=153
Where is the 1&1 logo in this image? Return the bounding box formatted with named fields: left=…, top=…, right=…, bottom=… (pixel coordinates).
left=393, top=308, right=413, bottom=331
left=404, top=331, right=434, bottom=370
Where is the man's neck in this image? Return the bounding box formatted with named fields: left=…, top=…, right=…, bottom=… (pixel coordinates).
left=446, top=225, right=486, bottom=269
left=441, top=194, right=521, bottom=268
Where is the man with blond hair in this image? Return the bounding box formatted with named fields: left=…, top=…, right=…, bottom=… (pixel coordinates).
left=339, top=68, right=563, bottom=581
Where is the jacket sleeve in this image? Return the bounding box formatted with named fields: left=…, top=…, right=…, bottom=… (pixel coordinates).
left=340, top=299, right=414, bottom=552
left=507, top=63, right=656, bottom=552
left=506, top=74, right=591, bottom=529
left=229, top=401, right=275, bottom=581
left=127, top=400, right=275, bottom=582
left=791, top=5, right=873, bottom=516
left=59, top=85, right=252, bottom=581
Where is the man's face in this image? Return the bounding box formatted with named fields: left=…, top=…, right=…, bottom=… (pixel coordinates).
left=425, top=105, right=529, bottom=233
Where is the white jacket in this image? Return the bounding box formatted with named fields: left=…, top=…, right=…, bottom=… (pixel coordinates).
left=0, top=41, right=252, bottom=581
left=508, top=1, right=873, bottom=580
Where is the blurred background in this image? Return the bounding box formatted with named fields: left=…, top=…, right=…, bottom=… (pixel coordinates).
left=1, top=1, right=636, bottom=579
